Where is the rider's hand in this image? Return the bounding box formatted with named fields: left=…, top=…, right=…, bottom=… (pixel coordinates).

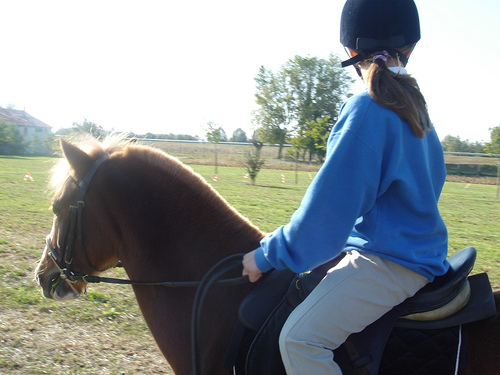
left=242, top=250, right=263, bottom=283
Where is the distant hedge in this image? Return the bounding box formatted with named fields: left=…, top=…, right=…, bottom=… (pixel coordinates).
left=446, top=163, right=498, bottom=177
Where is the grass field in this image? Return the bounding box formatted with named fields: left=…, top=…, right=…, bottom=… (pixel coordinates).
left=0, top=154, right=499, bottom=374
left=140, top=139, right=500, bottom=172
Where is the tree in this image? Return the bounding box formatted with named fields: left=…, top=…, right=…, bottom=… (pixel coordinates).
left=485, top=125, right=500, bottom=200
left=287, top=56, right=352, bottom=161
left=254, top=55, right=353, bottom=159
left=230, top=128, right=248, bottom=143
left=129, top=132, right=199, bottom=140
left=468, top=141, right=486, bottom=153
left=205, top=122, right=227, bottom=176
left=244, top=141, right=265, bottom=185
left=286, top=55, right=352, bottom=130
left=254, top=65, right=296, bottom=159
left=144, top=132, right=157, bottom=139
left=205, top=122, right=227, bottom=143
left=441, top=135, right=463, bottom=152
left=304, top=116, right=331, bottom=162
left=289, top=115, right=331, bottom=162
left=0, top=120, right=24, bottom=155
left=441, top=135, right=486, bottom=153
left=61, top=119, right=107, bottom=139
left=43, top=131, right=57, bottom=155
left=27, top=133, right=41, bottom=154
left=485, top=125, right=500, bottom=155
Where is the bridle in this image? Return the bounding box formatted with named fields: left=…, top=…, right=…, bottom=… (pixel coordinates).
left=46, top=153, right=110, bottom=295
left=45, top=152, right=248, bottom=291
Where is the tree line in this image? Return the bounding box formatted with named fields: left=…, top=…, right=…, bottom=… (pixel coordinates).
left=1, top=118, right=499, bottom=158
left=441, top=135, right=487, bottom=154
left=1, top=53, right=500, bottom=157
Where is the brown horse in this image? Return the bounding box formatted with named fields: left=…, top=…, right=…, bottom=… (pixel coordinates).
left=35, top=136, right=500, bottom=374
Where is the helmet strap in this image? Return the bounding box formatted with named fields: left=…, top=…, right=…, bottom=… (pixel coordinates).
left=341, top=51, right=368, bottom=68
left=341, top=48, right=408, bottom=68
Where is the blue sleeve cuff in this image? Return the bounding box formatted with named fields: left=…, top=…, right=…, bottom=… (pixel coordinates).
left=254, top=247, right=274, bottom=272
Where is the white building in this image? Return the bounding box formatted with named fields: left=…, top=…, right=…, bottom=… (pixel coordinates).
left=0, top=108, right=52, bottom=155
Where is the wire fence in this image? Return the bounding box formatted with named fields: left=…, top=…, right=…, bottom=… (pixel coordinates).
left=138, top=139, right=319, bottom=171
left=138, top=139, right=500, bottom=177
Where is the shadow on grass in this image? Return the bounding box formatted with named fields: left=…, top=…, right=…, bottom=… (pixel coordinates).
left=251, top=184, right=292, bottom=190
left=0, top=155, right=30, bottom=160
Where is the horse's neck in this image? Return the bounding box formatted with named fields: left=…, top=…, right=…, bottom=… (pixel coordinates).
left=133, top=280, right=251, bottom=374
left=108, top=162, right=261, bottom=373
left=105, top=157, right=261, bottom=274
left=126, top=215, right=258, bottom=374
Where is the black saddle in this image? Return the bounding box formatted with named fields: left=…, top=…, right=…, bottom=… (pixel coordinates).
left=400, top=246, right=475, bottom=317
left=229, top=247, right=497, bottom=375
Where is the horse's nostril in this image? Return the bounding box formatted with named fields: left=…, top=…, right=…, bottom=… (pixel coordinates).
left=50, top=274, right=61, bottom=289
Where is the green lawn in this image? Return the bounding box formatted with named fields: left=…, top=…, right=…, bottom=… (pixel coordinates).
left=0, top=155, right=498, bottom=374
left=438, top=182, right=500, bottom=283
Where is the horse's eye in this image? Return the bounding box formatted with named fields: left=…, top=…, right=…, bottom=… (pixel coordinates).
left=52, top=202, right=62, bottom=216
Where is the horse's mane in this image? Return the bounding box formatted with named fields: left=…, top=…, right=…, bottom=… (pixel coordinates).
left=50, top=133, right=261, bottom=233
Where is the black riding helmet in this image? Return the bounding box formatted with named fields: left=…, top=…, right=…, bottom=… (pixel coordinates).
left=340, top=0, right=420, bottom=68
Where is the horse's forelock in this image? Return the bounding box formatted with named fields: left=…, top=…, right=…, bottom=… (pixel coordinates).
left=49, top=133, right=132, bottom=195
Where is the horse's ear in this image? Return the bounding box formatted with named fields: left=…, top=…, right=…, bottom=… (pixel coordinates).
left=60, top=138, right=92, bottom=175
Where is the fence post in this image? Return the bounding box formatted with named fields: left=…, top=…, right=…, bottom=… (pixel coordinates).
left=496, top=162, right=499, bottom=200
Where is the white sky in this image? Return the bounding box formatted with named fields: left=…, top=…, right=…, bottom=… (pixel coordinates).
left=1, top=0, right=499, bottom=143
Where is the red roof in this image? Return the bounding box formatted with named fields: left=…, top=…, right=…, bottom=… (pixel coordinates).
left=0, top=108, right=51, bottom=128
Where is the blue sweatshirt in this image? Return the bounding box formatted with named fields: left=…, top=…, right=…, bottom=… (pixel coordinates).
left=255, top=91, right=449, bottom=282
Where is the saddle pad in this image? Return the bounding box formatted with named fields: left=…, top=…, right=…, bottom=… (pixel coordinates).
left=244, top=297, right=290, bottom=375
left=244, top=304, right=465, bottom=375
left=379, top=325, right=465, bottom=375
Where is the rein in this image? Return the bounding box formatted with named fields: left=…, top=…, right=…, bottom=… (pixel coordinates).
left=70, top=273, right=248, bottom=287
left=191, top=253, right=247, bottom=375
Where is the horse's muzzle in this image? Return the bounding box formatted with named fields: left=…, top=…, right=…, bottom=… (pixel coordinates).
left=35, top=267, right=81, bottom=301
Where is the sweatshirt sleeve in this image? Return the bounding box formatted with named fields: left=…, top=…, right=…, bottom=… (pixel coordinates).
left=257, top=97, right=384, bottom=273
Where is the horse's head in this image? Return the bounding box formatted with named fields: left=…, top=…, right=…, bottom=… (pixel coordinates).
left=35, top=137, right=121, bottom=300
left=36, top=135, right=263, bottom=304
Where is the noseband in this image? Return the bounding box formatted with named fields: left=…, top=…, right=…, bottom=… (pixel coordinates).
left=46, top=153, right=110, bottom=294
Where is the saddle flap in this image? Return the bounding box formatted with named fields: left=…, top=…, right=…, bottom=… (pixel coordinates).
left=238, top=268, right=295, bottom=331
